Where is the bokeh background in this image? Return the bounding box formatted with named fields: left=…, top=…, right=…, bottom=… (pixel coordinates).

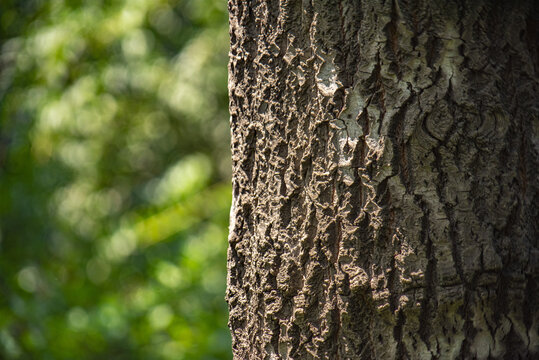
left=0, top=0, right=231, bottom=359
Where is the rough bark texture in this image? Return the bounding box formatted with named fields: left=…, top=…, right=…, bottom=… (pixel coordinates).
left=227, top=1, right=539, bottom=359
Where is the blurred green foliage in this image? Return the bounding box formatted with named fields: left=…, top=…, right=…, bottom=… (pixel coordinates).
left=0, top=0, right=231, bottom=358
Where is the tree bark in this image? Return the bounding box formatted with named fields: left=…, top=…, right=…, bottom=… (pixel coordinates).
left=226, top=1, right=538, bottom=358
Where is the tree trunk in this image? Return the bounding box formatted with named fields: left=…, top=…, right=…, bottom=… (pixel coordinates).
left=226, top=1, right=538, bottom=358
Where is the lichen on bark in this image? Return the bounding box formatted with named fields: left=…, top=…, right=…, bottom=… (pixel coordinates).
left=227, top=1, right=539, bottom=358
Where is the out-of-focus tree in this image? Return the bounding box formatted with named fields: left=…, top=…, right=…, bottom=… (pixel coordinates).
left=0, top=0, right=231, bottom=359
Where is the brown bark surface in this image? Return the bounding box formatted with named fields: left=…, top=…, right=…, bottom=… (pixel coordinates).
left=226, top=1, right=539, bottom=358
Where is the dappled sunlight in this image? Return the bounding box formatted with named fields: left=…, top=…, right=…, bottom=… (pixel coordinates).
left=0, top=0, right=231, bottom=358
